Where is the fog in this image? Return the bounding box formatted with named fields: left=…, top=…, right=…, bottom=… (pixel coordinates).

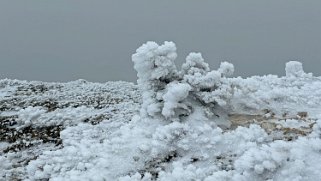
left=1, top=0, right=320, bottom=82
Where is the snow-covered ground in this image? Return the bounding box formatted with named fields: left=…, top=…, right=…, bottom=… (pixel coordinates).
left=1, top=42, right=320, bottom=181
left=0, top=79, right=140, bottom=180
left=1, top=70, right=321, bottom=180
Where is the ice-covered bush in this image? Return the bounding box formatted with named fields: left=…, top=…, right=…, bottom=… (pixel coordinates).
left=162, top=82, right=192, bottom=119
left=181, top=52, right=218, bottom=90
left=132, top=41, right=178, bottom=117
left=285, top=61, right=312, bottom=78
left=132, top=41, right=234, bottom=121
left=185, top=60, right=234, bottom=107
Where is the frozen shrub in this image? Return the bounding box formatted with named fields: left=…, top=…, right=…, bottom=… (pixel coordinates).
left=182, top=52, right=219, bottom=89
left=181, top=56, right=234, bottom=107
left=132, top=41, right=234, bottom=120
left=181, top=52, right=210, bottom=76
left=162, top=82, right=192, bottom=119
left=218, top=61, right=234, bottom=77
left=132, top=41, right=178, bottom=117
left=285, top=61, right=307, bottom=78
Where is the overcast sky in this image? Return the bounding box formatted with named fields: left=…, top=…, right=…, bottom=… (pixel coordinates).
left=0, top=0, right=320, bottom=82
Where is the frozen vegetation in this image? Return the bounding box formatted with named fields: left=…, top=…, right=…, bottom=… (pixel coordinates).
left=1, top=41, right=321, bottom=180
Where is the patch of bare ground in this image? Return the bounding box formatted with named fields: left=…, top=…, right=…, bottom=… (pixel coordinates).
left=229, top=111, right=316, bottom=141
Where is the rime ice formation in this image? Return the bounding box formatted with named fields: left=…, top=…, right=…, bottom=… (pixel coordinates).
left=132, top=41, right=235, bottom=122
left=285, top=61, right=310, bottom=78
left=1, top=42, right=321, bottom=180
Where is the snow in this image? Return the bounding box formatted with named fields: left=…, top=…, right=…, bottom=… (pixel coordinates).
left=285, top=61, right=311, bottom=78
left=229, top=74, right=321, bottom=116
left=132, top=41, right=178, bottom=117
left=275, top=119, right=311, bottom=129
left=218, top=61, right=234, bottom=77
left=162, top=82, right=192, bottom=119
left=1, top=42, right=321, bottom=180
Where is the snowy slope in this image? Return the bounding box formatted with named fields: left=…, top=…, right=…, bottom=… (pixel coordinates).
left=0, top=74, right=321, bottom=181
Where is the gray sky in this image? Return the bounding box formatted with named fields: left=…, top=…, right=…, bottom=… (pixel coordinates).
left=1, top=0, right=320, bottom=82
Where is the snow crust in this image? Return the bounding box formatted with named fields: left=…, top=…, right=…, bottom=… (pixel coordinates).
left=1, top=42, right=321, bottom=180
